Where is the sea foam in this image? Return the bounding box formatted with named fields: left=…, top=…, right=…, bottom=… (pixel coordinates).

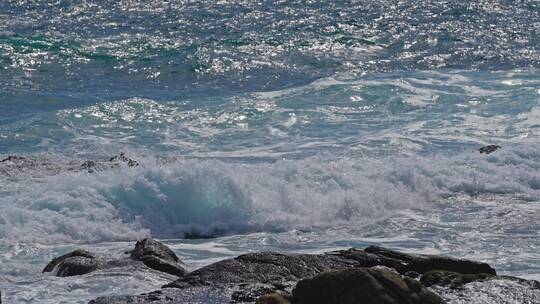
left=1, top=145, right=539, bottom=245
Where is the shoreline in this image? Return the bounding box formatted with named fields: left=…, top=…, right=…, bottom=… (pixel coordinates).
left=39, top=238, right=539, bottom=304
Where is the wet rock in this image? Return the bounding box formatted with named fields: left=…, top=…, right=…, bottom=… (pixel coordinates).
left=0, top=155, right=25, bottom=162
left=364, top=246, right=496, bottom=275
left=420, top=270, right=495, bottom=288
left=80, top=160, right=98, bottom=173
left=109, top=153, right=138, bottom=167
left=479, top=145, right=501, bottom=154
left=130, top=238, right=186, bottom=277
left=292, top=267, right=445, bottom=304
left=421, top=270, right=540, bottom=291
left=163, top=246, right=496, bottom=290
left=136, top=255, right=186, bottom=277
left=54, top=256, right=99, bottom=277
left=130, top=238, right=179, bottom=263
left=255, top=293, right=291, bottom=304
left=430, top=277, right=540, bottom=304
left=43, top=249, right=96, bottom=275
left=81, top=153, right=139, bottom=173
left=404, top=270, right=421, bottom=278
left=231, top=283, right=282, bottom=302
left=44, top=239, right=185, bottom=278
left=88, top=245, right=540, bottom=304
left=164, top=251, right=359, bottom=289
left=89, top=287, right=232, bottom=304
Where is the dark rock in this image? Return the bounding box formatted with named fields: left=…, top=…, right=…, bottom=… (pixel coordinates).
left=429, top=276, right=540, bottom=304
left=364, top=246, right=496, bottom=275
left=255, top=293, right=291, bottom=304
left=82, top=153, right=139, bottom=173
left=183, top=229, right=227, bottom=239
left=138, top=255, right=186, bottom=277
left=44, top=239, right=185, bottom=278
left=43, top=249, right=96, bottom=274
left=88, top=245, right=540, bottom=304
left=479, top=145, right=501, bottom=154
left=231, top=283, right=281, bottom=302
left=131, top=238, right=179, bottom=263
left=164, top=251, right=359, bottom=289
left=0, top=155, right=25, bottom=162
left=420, top=270, right=495, bottom=288
left=404, top=271, right=420, bottom=278
left=496, top=275, right=540, bottom=290
left=81, top=160, right=97, bottom=173
left=164, top=247, right=496, bottom=289
left=54, top=256, right=99, bottom=277
left=89, top=287, right=232, bottom=304
left=421, top=270, right=540, bottom=291
left=292, top=267, right=445, bottom=304
left=130, top=238, right=186, bottom=277
left=109, top=153, right=138, bottom=167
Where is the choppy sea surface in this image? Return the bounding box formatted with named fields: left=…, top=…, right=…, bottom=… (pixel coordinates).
left=1, top=0, right=539, bottom=303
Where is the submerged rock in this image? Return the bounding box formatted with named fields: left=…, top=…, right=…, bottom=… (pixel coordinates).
left=293, top=267, right=445, bottom=304
left=81, top=153, right=139, bottom=173
left=479, top=145, right=501, bottom=154
left=0, top=155, right=25, bottom=162
left=54, top=256, right=99, bottom=277
left=43, top=239, right=185, bottom=278
left=109, top=153, right=139, bottom=167
left=43, top=249, right=98, bottom=277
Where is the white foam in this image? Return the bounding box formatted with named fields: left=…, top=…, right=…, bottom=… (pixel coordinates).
left=1, top=145, right=539, bottom=245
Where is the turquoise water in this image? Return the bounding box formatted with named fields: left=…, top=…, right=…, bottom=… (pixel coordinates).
left=1, top=1, right=540, bottom=303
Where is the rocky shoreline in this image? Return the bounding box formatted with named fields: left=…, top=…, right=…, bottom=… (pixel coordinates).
left=42, top=238, right=539, bottom=304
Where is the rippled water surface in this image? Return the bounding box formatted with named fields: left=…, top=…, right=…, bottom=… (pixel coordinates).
left=1, top=1, right=539, bottom=303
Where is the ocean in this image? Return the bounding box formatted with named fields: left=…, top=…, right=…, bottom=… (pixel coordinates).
left=0, top=0, right=539, bottom=303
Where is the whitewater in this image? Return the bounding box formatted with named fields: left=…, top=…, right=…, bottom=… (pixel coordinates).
left=1, top=0, right=539, bottom=303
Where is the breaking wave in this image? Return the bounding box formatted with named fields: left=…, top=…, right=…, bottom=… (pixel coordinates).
left=0, top=145, right=539, bottom=245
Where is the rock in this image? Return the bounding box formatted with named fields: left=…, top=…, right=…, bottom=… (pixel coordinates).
left=164, top=251, right=359, bottom=289
left=421, top=270, right=540, bottom=291
left=232, top=284, right=283, bottom=303
left=109, top=153, right=138, bottom=167
left=479, top=145, right=501, bottom=154
left=0, top=155, right=25, bottom=162
left=44, top=239, right=185, bottom=278
left=420, top=270, right=496, bottom=288
left=89, top=287, right=232, bottom=304
left=80, top=160, right=98, bottom=173
left=429, top=276, right=540, bottom=304
left=54, top=256, right=99, bottom=277
left=130, top=238, right=179, bottom=263
left=88, top=245, right=540, bottom=304
left=292, top=267, right=445, bottom=304
left=364, top=246, right=496, bottom=275
left=43, top=249, right=97, bottom=275
left=255, top=293, right=291, bottom=304
left=82, top=153, right=139, bottom=173
left=137, top=255, right=186, bottom=277
left=164, top=246, right=496, bottom=289
left=130, top=238, right=186, bottom=277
